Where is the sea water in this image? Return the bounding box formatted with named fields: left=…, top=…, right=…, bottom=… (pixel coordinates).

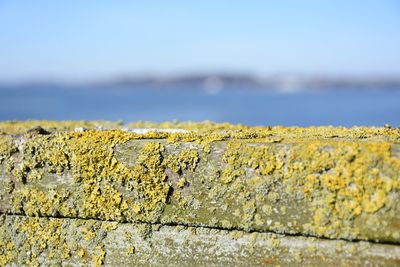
left=0, top=86, right=399, bottom=127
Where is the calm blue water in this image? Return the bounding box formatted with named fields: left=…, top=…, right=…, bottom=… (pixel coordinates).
left=0, top=86, right=399, bottom=127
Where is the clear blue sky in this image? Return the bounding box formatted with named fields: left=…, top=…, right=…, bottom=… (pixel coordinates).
left=0, top=0, right=399, bottom=82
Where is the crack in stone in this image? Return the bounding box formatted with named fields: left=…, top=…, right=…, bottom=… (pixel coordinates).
left=1, top=211, right=398, bottom=246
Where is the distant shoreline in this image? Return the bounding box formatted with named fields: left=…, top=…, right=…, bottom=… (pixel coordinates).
left=1, top=73, right=400, bottom=92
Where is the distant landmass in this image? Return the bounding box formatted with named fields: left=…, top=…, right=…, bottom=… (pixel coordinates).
left=2, top=73, right=400, bottom=92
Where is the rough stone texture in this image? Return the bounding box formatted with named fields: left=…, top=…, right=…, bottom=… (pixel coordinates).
left=0, top=121, right=399, bottom=266
left=1, top=215, right=400, bottom=267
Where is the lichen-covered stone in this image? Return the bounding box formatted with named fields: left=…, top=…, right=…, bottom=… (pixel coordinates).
left=0, top=121, right=399, bottom=244
left=1, top=214, right=400, bottom=267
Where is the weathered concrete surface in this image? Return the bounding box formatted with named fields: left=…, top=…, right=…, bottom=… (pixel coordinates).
left=1, top=214, right=400, bottom=267
left=1, top=131, right=399, bottom=241
left=0, top=121, right=399, bottom=265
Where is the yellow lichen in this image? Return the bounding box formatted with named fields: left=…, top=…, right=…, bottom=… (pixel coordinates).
left=9, top=130, right=178, bottom=221
left=164, top=148, right=199, bottom=173
left=77, top=247, right=87, bottom=258
left=284, top=141, right=400, bottom=237
left=1, top=121, right=399, bottom=243
left=12, top=188, right=72, bottom=217
left=0, top=136, right=17, bottom=163
left=81, top=225, right=96, bottom=241
left=93, top=244, right=106, bottom=267
left=0, top=120, right=122, bottom=135
left=127, top=245, right=135, bottom=254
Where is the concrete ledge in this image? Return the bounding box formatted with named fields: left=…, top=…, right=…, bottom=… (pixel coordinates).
left=1, top=214, right=400, bottom=266
left=0, top=121, right=399, bottom=265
